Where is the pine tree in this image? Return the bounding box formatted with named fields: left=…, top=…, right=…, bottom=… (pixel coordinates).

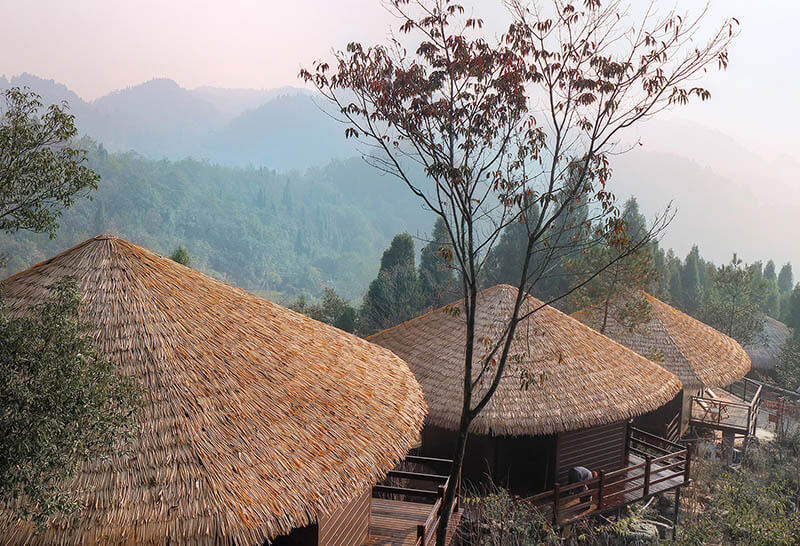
left=779, top=263, right=794, bottom=294
left=785, top=286, right=800, bottom=339
left=418, top=218, right=456, bottom=310
left=358, top=233, right=422, bottom=335
left=680, top=246, right=703, bottom=314
left=699, top=254, right=765, bottom=345
left=170, top=245, right=191, bottom=267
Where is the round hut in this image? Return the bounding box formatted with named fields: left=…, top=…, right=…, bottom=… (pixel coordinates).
left=744, top=315, right=792, bottom=373
left=571, top=291, right=751, bottom=439
left=0, top=235, right=426, bottom=545
left=368, top=284, right=681, bottom=494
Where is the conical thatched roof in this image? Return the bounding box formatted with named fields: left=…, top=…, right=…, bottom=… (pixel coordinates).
left=571, top=292, right=751, bottom=390
left=745, top=315, right=792, bottom=370
left=367, top=284, right=681, bottom=437
left=0, top=235, right=426, bottom=545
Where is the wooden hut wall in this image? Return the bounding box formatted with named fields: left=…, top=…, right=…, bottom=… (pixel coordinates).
left=555, top=421, right=628, bottom=485
left=318, top=488, right=371, bottom=546
left=633, top=391, right=683, bottom=442
left=421, top=425, right=556, bottom=494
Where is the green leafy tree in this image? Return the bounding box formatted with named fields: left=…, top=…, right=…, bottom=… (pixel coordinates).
left=292, top=287, right=357, bottom=333
left=778, top=263, right=794, bottom=294
left=681, top=245, right=703, bottom=315
left=359, top=233, right=422, bottom=335
left=418, top=217, right=456, bottom=310
left=169, top=245, right=191, bottom=267
left=783, top=285, right=800, bottom=337
left=0, top=279, right=139, bottom=523
left=775, top=338, right=800, bottom=392
left=0, top=88, right=99, bottom=238
left=699, top=254, right=765, bottom=346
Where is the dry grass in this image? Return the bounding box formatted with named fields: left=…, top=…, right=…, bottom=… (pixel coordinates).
left=572, top=292, right=751, bottom=390
left=368, top=284, right=681, bottom=437
left=0, top=235, right=427, bottom=545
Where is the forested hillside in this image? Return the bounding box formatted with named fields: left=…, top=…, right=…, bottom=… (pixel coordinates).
left=0, top=142, right=431, bottom=300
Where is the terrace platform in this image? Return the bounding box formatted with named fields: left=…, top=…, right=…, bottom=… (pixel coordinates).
left=368, top=498, right=461, bottom=546
left=690, top=377, right=762, bottom=436
left=369, top=455, right=460, bottom=546
left=524, top=427, right=690, bottom=526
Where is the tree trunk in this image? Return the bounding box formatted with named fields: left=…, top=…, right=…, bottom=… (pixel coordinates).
left=436, top=410, right=470, bottom=545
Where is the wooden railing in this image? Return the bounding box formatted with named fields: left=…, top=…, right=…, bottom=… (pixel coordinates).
left=524, top=427, right=691, bottom=527
left=691, top=378, right=762, bottom=436
left=372, top=455, right=458, bottom=546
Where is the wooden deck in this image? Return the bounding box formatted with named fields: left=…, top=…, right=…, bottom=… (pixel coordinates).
left=524, top=427, right=690, bottom=526
left=690, top=378, right=762, bottom=436
left=369, top=455, right=460, bottom=546
left=368, top=498, right=461, bottom=546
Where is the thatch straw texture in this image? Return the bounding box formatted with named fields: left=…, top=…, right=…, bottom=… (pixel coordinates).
left=367, top=284, right=681, bottom=437
left=0, top=235, right=426, bottom=545
left=571, top=292, right=751, bottom=390
left=745, top=315, right=792, bottom=370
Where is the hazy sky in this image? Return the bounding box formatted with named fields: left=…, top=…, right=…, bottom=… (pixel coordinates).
left=0, top=0, right=797, bottom=163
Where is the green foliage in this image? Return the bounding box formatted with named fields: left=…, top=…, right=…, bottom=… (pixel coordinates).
left=169, top=245, right=191, bottom=266
left=358, top=233, right=422, bottom=335
left=291, top=287, right=357, bottom=333
left=698, top=254, right=765, bottom=345
left=779, top=263, right=794, bottom=294
left=0, top=278, right=139, bottom=523
left=681, top=246, right=703, bottom=315
left=418, top=217, right=456, bottom=310
left=565, top=198, right=659, bottom=331
left=0, top=87, right=100, bottom=237
left=678, top=438, right=800, bottom=546
left=776, top=338, right=800, bottom=392
left=784, top=286, right=800, bottom=337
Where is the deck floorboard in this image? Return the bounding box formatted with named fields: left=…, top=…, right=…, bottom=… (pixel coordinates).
left=368, top=498, right=460, bottom=546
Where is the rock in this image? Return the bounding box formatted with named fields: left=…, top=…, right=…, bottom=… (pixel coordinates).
left=626, top=522, right=660, bottom=543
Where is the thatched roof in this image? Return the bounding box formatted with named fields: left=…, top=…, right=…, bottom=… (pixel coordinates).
left=745, top=315, right=792, bottom=370
left=571, top=292, right=751, bottom=390
left=367, top=284, right=681, bottom=437
left=0, top=235, right=426, bottom=545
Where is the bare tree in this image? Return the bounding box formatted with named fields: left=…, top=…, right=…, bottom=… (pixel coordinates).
left=302, top=0, right=736, bottom=541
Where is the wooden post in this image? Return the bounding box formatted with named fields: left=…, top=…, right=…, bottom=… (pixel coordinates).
left=597, top=470, right=606, bottom=510
left=456, top=470, right=461, bottom=512
left=624, top=421, right=632, bottom=464
left=684, top=443, right=692, bottom=485
left=643, top=455, right=652, bottom=498
left=553, top=482, right=561, bottom=526
left=722, top=430, right=735, bottom=465
left=672, top=486, right=682, bottom=540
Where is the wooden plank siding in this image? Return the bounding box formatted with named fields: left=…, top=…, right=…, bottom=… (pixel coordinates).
left=556, top=421, right=627, bottom=484
left=633, top=391, right=683, bottom=442
left=318, top=488, right=371, bottom=546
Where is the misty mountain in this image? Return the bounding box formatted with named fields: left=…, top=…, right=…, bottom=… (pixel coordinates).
left=1, top=73, right=352, bottom=170
left=189, top=85, right=310, bottom=118
left=200, top=94, right=357, bottom=170
left=89, top=78, right=224, bottom=158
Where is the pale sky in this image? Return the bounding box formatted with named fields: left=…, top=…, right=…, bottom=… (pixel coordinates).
left=0, top=0, right=797, bottom=163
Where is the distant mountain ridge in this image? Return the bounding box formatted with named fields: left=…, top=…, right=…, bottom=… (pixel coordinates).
left=0, top=73, right=354, bottom=171
left=2, top=72, right=798, bottom=280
